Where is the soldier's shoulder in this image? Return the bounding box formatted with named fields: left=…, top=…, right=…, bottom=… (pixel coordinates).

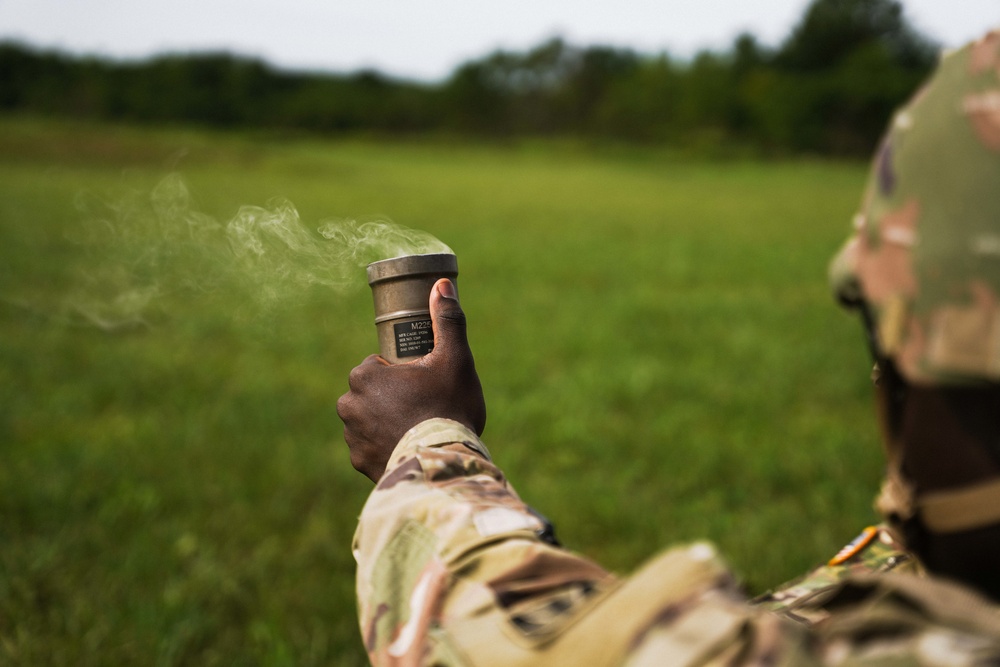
left=753, top=524, right=922, bottom=624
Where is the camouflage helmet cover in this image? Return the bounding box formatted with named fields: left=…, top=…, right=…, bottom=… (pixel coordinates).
left=831, top=30, right=1000, bottom=385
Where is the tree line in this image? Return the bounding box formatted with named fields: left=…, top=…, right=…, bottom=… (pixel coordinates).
left=0, top=0, right=938, bottom=156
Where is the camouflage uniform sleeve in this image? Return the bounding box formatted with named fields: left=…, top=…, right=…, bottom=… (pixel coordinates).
left=352, top=419, right=1000, bottom=666
left=352, top=419, right=803, bottom=665
left=753, top=525, right=924, bottom=625
left=352, top=417, right=614, bottom=664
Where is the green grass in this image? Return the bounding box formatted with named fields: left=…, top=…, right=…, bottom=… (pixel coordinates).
left=0, top=116, right=883, bottom=665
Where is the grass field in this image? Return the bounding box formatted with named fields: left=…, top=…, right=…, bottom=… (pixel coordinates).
left=0, top=116, right=884, bottom=665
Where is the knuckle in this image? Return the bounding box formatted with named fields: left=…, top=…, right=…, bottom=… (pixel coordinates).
left=347, top=365, right=367, bottom=389
left=348, top=354, right=389, bottom=389
left=336, top=394, right=350, bottom=419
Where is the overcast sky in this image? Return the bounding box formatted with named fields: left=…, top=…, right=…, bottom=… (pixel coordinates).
left=0, top=1, right=996, bottom=82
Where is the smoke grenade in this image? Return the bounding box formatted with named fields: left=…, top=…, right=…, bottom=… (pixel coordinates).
left=366, top=253, right=458, bottom=364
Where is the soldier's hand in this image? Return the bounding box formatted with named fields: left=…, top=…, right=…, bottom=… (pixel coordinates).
left=337, top=278, right=487, bottom=482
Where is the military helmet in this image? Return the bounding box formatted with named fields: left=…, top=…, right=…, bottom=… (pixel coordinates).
left=831, top=30, right=1000, bottom=385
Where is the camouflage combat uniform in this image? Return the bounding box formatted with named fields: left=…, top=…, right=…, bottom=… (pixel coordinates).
left=354, top=419, right=1000, bottom=666
left=754, top=524, right=922, bottom=624
left=353, top=31, right=1000, bottom=667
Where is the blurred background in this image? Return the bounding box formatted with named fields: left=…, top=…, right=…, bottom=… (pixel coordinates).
left=1, top=1, right=996, bottom=665
left=0, top=0, right=994, bottom=154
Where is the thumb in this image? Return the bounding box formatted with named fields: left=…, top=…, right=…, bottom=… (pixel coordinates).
left=429, top=278, right=469, bottom=356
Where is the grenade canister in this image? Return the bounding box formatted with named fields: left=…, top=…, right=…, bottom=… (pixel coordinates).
left=366, top=253, right=458, bottom=364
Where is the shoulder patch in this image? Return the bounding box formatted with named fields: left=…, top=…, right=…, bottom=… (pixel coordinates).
left=828, top=526, right=879, bottom=566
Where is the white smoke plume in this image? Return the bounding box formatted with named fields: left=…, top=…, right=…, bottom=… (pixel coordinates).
left=58, top=174, right=452, bottom=331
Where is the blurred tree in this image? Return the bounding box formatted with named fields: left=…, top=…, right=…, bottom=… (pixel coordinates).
left=677, top=52, right=734, bottom=133
left=732, top=33, right=767, bottom=79
left=0, top=0, right=940, bottom=156
left=591, top=55, right=681, bottom=141
left=443, top=60, right=513, bottom=134
left=562, top=46, right=640, bottom=131
left=777, top=0, right=936, bottom=71
left=764, top=0, right=937, bottom=153
left=729, top=33, right=772, bottom=137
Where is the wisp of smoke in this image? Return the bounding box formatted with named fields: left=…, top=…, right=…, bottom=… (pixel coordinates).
left=227, top=200, right=451, bottom=300
left=58, top=174, right=452, bottom=331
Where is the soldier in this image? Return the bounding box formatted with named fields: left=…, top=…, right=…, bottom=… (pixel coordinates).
left=339, top=30, right=1000, bottom=666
